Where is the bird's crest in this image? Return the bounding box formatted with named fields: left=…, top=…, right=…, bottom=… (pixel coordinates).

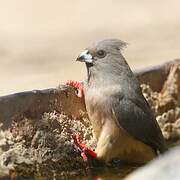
left=95, top=38, right=128, bottom=51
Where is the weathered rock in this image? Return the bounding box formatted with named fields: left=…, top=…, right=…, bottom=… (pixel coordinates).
left=141, top=60, right=180, bottom=141
left=0, top=86, right=86, bottom=130
left=0, top=87, right=91, bottom=179
left=0, top=112, right=94, bottom=179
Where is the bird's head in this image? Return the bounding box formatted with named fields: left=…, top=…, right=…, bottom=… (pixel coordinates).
left=76, top=39, right=127, bottom=66
left=76, top=39, right=129, bottom=84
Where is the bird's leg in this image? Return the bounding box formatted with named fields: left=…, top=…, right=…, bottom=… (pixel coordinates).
left=72, top=133, right=97, bottom=161
left=66, top=80, right=84, bottom=98
left=66, top=81, right=93, bottom=160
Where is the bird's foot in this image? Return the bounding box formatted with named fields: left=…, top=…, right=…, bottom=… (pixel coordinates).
left=66, top=80, right=84, bottom=98
left=72, top=133, right=97, bottom=161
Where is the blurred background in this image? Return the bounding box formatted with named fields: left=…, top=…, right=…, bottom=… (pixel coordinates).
left=0, top=0, right=180, bottom=96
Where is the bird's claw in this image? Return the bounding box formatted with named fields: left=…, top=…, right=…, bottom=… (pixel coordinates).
left=72, top=133, right=97, bottom=161
left=66, top=80, right=84, bottom=98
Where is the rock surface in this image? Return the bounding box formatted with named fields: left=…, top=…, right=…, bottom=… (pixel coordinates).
left=141, top=60, right=180, bottom=141
left=0, top=111, right=94, bottom=179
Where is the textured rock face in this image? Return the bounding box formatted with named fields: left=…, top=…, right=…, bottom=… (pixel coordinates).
left=0, top=112, right=94, bottom=179
left=141, top=61, right=180, bottom=141
left=0, top=87, right=86, bottom=130
left=125, top=145, right=180, bottom=180
left=0, top=59, right=179, bottom=179
left=0, top=87, right=92, bottom=179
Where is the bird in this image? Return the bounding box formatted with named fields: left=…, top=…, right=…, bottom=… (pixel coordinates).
left=66, top=39, right=167, bottom=164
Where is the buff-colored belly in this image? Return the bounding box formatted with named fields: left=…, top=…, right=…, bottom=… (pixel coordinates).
left=85, top=90, right=156, bottom=164
left=86, top=103, right=156, bottom=164
left=95, top=117, right=156, bottom=164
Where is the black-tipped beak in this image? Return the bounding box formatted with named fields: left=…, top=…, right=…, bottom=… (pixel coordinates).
left=76, top=50, right=93, bottom=63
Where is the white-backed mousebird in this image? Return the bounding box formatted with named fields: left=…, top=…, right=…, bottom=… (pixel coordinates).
left=66, top=39, right=167, bottom=164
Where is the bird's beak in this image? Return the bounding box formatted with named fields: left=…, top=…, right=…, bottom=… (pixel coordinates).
left=76, top=50, right=93, bottom=63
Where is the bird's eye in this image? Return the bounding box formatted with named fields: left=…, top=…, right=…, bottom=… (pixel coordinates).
left=96, top=50, right=106, bottom=58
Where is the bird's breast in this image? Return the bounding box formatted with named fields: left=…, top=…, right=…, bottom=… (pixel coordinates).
left=85, top=87, right=114, bottom=117
left=84, top=85, right=121, bottom=139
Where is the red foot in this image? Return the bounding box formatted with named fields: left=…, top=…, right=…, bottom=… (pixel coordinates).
left=72, top=133, right=97, bottom=161
left=66, top=80, right=84, bottom=98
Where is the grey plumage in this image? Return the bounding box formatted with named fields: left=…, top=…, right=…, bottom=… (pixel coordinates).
left=77, top=39, right=167, bottom=163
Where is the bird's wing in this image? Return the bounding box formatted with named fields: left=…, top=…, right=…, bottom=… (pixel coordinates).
left=111, top=94, right=167, bottom=153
